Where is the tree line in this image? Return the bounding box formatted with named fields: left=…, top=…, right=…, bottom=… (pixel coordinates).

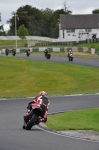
left=8, top=5, right=71, bottom=38
left=0, top=5, right=99, bottom=38
left=0, top=4, right=71, bottom=38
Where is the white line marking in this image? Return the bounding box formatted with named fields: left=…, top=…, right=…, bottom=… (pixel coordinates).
left=35, top=125, right=99, bottom=143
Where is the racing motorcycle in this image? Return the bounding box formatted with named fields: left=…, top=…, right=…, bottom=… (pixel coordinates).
left=23, top=103, right=45, bottom=130
left=46, top=52, right=51, bottom=59
left=12, top=49, right=16, bottom=56
left=5, top=49, right=9, bottom=56
left=68, top=53, right=73, bottom=61
left=26, top=49, right=30, bottom=57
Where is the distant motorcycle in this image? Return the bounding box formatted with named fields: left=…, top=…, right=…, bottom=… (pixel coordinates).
left=44, top=49, right=51, bottom=59
left=23, top=103, right=45, bottom=130
left=26, top=49, right=30, bottom=57
left=68, top=53, right=73, bottom=61
left=5, top=49, right=9, bottom=56
left=46, top=52, right=51, bottom=59
left=12, top=49, right=16, bottom=56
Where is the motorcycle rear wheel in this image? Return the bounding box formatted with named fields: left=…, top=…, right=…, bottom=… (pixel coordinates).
left=25, top=114, right=38, bottom=130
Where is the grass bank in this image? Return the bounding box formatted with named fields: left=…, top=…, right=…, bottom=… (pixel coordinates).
left=0, top=56, right=99, bottom=132
left=0, top=40, right=99, bottom=49
left=0, top=56, right=99, bottom=98
left=46, top=108, right=99, bottom=132
left=0, top=40, right=27, bottom=47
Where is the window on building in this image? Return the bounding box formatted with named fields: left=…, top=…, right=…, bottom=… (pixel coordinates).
left=67, top=29, right=75, bottom=33
left=85, top=29, right=91, bottom=32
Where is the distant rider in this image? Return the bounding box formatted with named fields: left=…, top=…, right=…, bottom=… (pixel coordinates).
left=68, top=49, right=73, bottom=58
left=12, top=47, right=16, bottom=53
left=26, top=47, right=30, bottom=53
left=44, top=49, right=49, bottom=57
left=5, top=48, right=9, bottom=54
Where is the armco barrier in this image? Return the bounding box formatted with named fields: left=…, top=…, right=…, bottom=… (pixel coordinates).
left=1, top=49, right=20, bottom=53
left=78, top=48, right=83, bottom=52
left=1, top=47, right=98, bottom=54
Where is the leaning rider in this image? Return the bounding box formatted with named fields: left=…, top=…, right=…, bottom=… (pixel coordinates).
left=24, top=91, right=50, bottom=123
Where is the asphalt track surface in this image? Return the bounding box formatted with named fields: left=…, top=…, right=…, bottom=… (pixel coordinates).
left=0, top=53, right=99, bottom=150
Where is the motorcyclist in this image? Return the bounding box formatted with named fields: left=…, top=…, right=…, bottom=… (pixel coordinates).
left=24, top=91, right=50, bottom=124
left=26, top=47, right=30, bottom=53
left=5, top=48, right=9, bottom=54
left=12, top=47, right=16, bottom=54
left=44, top=49, right=49, bottom=57
left=68, top=49, right=73, bottom=58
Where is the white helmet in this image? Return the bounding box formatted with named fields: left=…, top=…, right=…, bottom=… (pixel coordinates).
left=39, top=91, right=47, bottom=96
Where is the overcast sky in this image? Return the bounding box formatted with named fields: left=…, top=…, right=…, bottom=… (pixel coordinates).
left=0, top=0, right=99, bottom=31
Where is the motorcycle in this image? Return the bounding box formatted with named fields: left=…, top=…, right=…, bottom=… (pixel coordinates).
left=5, top=49, right=9, bottom=56
left=23, top=103, right=45, bottom=130
left=44, top=49, right=51, bottom=59
left=68, top=53, right=73, bottom=61
left=26, top=49, right=30, bottom=56
left=12, top=49, right=16, bottom=56
left=44, top=50, right=48, bottom=58
left=46, top=52, right=51, bottom=59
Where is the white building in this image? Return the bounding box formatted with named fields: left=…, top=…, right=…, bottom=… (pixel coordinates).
left=58, top=14, right=99, bottom=43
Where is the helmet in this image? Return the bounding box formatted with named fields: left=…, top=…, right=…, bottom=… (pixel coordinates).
left=39, top=91, right=47, bottom=96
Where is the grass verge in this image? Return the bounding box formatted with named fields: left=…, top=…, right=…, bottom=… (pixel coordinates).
left=46, top=108, right=99, bottom=132
left=0, top=56, right=99, bottom=98
left=0, top=56, right=99, bottom=132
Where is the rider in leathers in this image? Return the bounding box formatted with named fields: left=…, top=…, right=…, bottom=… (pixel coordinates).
left=68, top=49, right=73, bottom=58
left=24, top=91, right=50, bottom=123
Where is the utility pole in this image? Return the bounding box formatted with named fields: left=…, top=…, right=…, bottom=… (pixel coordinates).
left=15, top=12, right=17, bottom=48
left=0, top=13, right=1, bottom=22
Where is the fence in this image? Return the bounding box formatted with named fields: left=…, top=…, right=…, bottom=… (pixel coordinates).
left=1, top=47, right=97, bottom=54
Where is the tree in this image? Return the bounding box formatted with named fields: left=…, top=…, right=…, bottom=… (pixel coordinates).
left=17, top=24, right=28, bottom=46
left=7, top=5, right=44, bottom=36
left=50, top=9, right=71, bottom=38
left=7, top=4, right=72, bottom=38
left=63, top=0, right=72, bottom=14
left=92, top=9, right=99, bottom=14
left=0, top=25, right=6, bottom=35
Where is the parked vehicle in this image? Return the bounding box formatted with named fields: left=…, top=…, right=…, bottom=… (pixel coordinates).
left=23, top=103, right=45, bottom=130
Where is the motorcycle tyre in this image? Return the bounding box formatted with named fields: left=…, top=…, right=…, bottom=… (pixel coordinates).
left=26, top=53, right=30, bottom=57
left=12, top=53, right=16, bottom=56
left=47, top=54, right=51, bottom=59
left=25, top=114, right=38, bottom=130
left=69, top=57, right=73, bottom=61
left=47, top=57, right=50, bottom=59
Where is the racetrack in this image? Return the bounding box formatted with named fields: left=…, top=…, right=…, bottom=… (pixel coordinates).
left=0, top=53, right=99, bottom=150
left=1, top=53, right=99, bottom=68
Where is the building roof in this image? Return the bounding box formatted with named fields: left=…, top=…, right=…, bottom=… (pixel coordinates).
left=59, top=14, right=99, bottom=29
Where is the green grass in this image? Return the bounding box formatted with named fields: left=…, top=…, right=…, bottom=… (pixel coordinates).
left=0, top=56, right=99, bottom=132
left=0, top=40, right=99, bottom=49
left=0, top=40, right=27, bottom=47
left=0, top=40, right=99, bottom=132
left=46, top=108, right=99, bottom=132
left=0, top=56, right=99, bottom=98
